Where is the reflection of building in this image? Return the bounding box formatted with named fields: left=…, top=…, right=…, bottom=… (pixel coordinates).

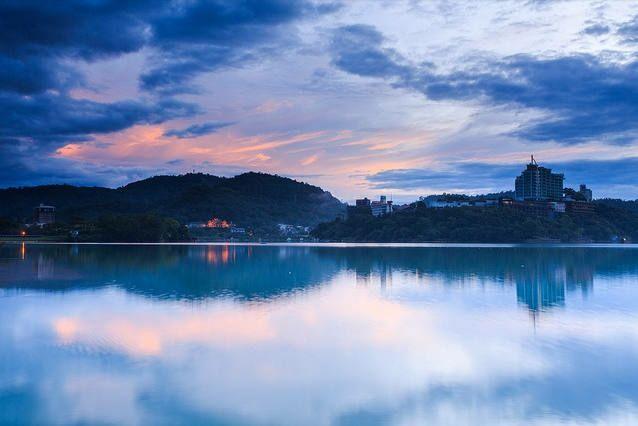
left=515, top=156, right=564, bottom=201
left=514, top=256, right=594, bottom=315
left=516, top=267, right=566, bottom=312
left=204, top=245, right=235, bottom=264
left=354, top=261, right=393, bottom=289
left=34, top=204, right=55, bottom=226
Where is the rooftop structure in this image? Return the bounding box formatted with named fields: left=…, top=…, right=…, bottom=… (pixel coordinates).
left=515, top=156, right=564, bottom=201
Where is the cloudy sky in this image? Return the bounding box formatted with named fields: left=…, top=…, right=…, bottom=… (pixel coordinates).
left=3, top=0, right=638, bottom=201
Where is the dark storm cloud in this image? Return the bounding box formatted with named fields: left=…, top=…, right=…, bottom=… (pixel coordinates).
left=0, top=0, right=158, bottom=95
left=141, top=0, right=340, bottom=93
left=368, top=158, right=638, bottom=195
left=0, top=0, right=337, bottom=95
left=0, top=56, right=81, bottom=95
left=0, top=93, right=198, bottom=147
left=164, top=121, right=234, bottom=139
left=0, top=0, right=154, bottom=60
left=0, top=0, right=190, bottom=160
left=330, top=25, right=638, bottom=145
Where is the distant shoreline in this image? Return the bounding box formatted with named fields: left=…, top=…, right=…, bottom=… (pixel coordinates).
left=3, top=240, right=638, bottom=248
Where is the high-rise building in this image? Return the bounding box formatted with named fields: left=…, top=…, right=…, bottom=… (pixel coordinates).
left=514, top=156, right=564, bottom=201
left=579, top=184, right=593, bottom=202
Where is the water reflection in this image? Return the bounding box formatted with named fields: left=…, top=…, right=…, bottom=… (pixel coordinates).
left=1, top=244, right=638, bottom=425
left=0, top=244, right=340, bottom=300
left=2, top=245, right=636, bottom=310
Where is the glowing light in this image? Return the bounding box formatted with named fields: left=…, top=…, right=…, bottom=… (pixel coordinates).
left=206, top=218, right=231, bottom=229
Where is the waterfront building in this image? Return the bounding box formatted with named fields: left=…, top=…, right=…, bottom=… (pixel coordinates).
left=186, top=222, right=207, bottom=229
left=347, top=199, right=371, bottom=218
left=566, top=201, right=596, bottom=215
left=370, top=196, right=393, bottom=217
left=34, top=204, right=55, bottom=226
left=514, top=156, right=564, bottom=201
left=423, top=197, right=498, bottom=208
left=510, top=200, right=564, bottom=218
left=425, top=199, right=470, bottom=208
left=348, top=196, right=393, bottom=217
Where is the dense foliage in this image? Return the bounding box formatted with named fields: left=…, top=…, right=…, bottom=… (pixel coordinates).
left=0, top=172, right=345, bottom=234
left=91, top=214, right=190, bottom=242
left=0, top=215, right=190, bottom=242
left=596, top=198, right=638, bottom=213
left=312, top=202, right=638, bottom=243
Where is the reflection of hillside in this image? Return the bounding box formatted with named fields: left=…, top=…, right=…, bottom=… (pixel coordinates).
left=0, top=244, right=341, bottom=300
left=3, top=244, right=638, bottom=310
left=315, top=247, right=638, bottom=313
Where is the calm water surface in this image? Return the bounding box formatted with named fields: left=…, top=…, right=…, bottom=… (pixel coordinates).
left=2, top=243, right=638, bottom=425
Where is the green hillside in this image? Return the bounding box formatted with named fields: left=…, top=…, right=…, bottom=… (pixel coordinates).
left=0, top=172, right=345, bottom=231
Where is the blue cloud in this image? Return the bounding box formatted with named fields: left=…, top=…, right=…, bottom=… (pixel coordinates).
left=0, top=0, right=337, bottom=186
left=330, top=25, right=412, bottom=79
left=141, top=0, right=340, bottom=93
left=367, top=163, right=521, bottom=192
left=330, top=25, right=638, bottom=145
left=0, top=94, right=198, bottom=147
left=164, top=121, right=234, bottom=138
left=0, top=93, right=200, bottom=187
left=582, top=23, right=610, bottom=36
left=618, top=15, right=638, bottom=43
left=0, top=0, right=338, bottom=95
left=367, top=158, right=638, bottom=198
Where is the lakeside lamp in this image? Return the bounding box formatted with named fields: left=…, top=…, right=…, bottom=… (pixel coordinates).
left=20, top=230, right=26, bottom=237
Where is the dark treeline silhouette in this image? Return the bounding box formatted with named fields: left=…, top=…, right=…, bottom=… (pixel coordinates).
left=312, top=202, right=638, bottom=243
left=0, top=172, right=345, bottom=233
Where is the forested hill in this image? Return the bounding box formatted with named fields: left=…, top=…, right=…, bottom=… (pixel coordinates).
left=0, top=172, right=345, bottom=229
left=312, top=201, right=638, bottom=243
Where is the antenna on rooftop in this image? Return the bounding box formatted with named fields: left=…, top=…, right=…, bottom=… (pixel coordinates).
left=531, top=154, right=537, bottom=165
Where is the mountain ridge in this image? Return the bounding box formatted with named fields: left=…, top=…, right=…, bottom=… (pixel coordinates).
left=0, top=172, right=345, bottom=230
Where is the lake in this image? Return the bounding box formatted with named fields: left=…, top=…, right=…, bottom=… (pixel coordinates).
left=2, top=243, right=638, bottom=425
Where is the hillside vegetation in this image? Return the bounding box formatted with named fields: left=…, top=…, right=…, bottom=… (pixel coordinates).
left=0, top=172, right=345, bottom=234
left=312, top=202, right=638, bottom=243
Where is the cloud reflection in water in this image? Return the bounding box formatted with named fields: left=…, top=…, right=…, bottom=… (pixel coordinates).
left=1, top=244, right=638, bottom=425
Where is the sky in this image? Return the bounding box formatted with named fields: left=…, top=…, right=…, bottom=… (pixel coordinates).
left=3, top=0, right=638, bottom=202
